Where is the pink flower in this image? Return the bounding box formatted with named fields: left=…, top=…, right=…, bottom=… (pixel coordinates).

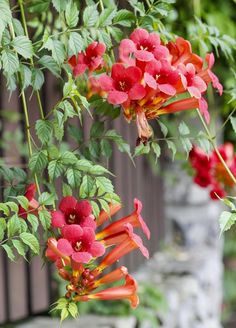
left=179, top=63, right=207, bottom=99
left=198, top=53, right=223, bottom=95
left=144, top=60, right=179, bottom=96
left=18, top=183, right=40, bottom=219
left=68, top=42, right=106, bottom=77
left=57, top=225, right=105, bottom=264
left=99, top=63, right=146, bottom=105
left=119, top=28, right=169, bottom=64
left=51, top=196, right=96, bottom=230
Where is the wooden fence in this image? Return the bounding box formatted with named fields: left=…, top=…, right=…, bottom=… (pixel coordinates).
left=0, top=72, right=165, bottom=325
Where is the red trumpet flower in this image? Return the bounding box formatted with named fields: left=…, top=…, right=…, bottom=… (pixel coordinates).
left=68, top=42, right=106, bottom=77
left=51, top=196, right=96, bottom=230
left=74, top=274, right=139, bottom=309
left=18, top=183, right=40, bottom=219
left=99, top=63, right=146, bottom=105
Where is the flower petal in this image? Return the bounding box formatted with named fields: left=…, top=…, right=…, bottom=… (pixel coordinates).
left=73, top=64, right=87, bottom=77
left=89, top=241, right=105, bottom=257
left=59, top=196, right=77, bottom=213
left=75, top=200, right=92, bottom=218
left=99, top=74, right=114, bottom=91
left=51, top=210, right=66, bottom=228
left=62, top=224, right=83, bottom=243
left=57, top=238, right=73, bottom=256
left=80, top=215, right=96, bottom=230
left=108, top=91, right=128, bottom=105
left=158, top=83, right=176, bottom=96
left=130, top=28, right=149, bottom=44
left=187, top=86, right=202, bottom=99
left=72, top=251, right=92, bottom=263
left=128, top=84, right=146, bottom=100
left=134, top=50, right=154, bottom=62
left=119, top=39, right=136, bottom=65
left=144, top=72, right=157, bottom=89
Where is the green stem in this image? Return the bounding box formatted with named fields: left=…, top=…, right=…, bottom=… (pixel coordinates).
left=18, top=0, right=45, bottom=119
left=196, top=109, right=236, bottom=186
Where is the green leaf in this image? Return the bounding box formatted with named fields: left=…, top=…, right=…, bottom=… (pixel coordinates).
left=219, top=211, right=236, bottom=235
left=2, top=244, right=15, bottom=261
left=16, top=196, right=29, bottom=210
left=38, top=55, right=61, bottom=77
left=0, top=0, right=12, bottom=28
left=96, top=176, right=114, bottom=193
left=90, top=121, right=105, bottom=138
left=52, top=0, right=67, bottom=12
left=31, top=68, right=45, bottom=90
left=20, top=64, right=32, bottom=90
left=66, top=168, right=81, bottom=188
left=36, top=119, right=53, bottom=144
left=158, top=121, right=168, bottom=137
left=91, top=201, right=100, bottom=218
left=113, top=9, right=135, bottom=26
left=0, top=218, right=6, bottom=241
left=83, top=5, right=99, bottom=27
left=65, top=0, right=79, bottom=28
left=166, top=140, right=176, bottom=160
left=98, top=8, right=116, bottom=27
left=7, top=214, right=20, bottom=237
left=79, top=175, right=94, bottom=198
left=38, top=192, right=55, bottom=206
left=29, top=150, right=48, bottom=174
left=48, top=160, right=64, bottom=180
left=230, top=117, right=236, bottom=133
left=1, top=50, right=19, bottom=76
left=61, top=151, right=78, bottom=165
left=27, top=213, right=39, bottom=232
left=89, top=164, right=111, bottom=176
left=68, top=32, right=83, bottom=55
left=5, top=202, right=19, bottom=213
left=134, top=143, right=150, bottom=156
left=76, top=159, right=92, bottom=172
left=12, top=36, right=33, bottom=59
left=62, top=183, right=72, bottom=197
left=180, top=137, right=192, bottom=157
left=68, top=302, right=78, bottom=318
left=39, top=210, right=51, bottom=230
left=0, top=203, right=10, bottom=216
left=12, top=18, right=24, bottom=36
left=151, top=142, right=161, bottom=163
left=101, top=139, right=112, bottom=158
left=44, top=39, right=66, bottom=65
left=12, top=239, right=27, bottom=258
left=178, top=122, right=190, bottom=136
left=61, top=308, right=69, bottom=322
left=20, top=232, right=39, bottom=254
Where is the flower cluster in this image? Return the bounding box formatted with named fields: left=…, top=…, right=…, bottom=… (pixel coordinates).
left=46, top=196, right=150, bottom=307
left=189, top=143, right=236, bottom=200
left=69, top=29, right=222, bottom=143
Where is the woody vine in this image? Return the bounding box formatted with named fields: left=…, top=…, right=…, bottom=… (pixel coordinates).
left=0, top=0, right=236, bottom=321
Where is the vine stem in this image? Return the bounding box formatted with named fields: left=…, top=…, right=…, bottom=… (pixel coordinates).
left=196, top=109, right=236, bottom=186
left=18, top=0, right=45, bottom=119
left=9, top=21, right=41, bottom=195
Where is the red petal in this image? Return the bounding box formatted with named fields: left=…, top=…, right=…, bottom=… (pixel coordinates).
left=199, top=97, right=210, bottom=124
left=24, top=183, right=36, bottom=201
left=154, top=45, right=169, bottom=60
left=130, top=28, right=149, bottom=44
left=81, top=227, right=95, bottom=245
left=89, top=241, right=105, bottom=257
left=73, top=64, right=87, bottom=77
left=119, top=39, right=136, bottom=65
left=111, top=63, right=126, bottom=82
left=80, top=215, right=96, bottom=230
left=144, top=72, right=157, bottom=89
left=51, top=210, right=66, bottom=228
left=59, top=196, right=77, bottom=213
left=128, top=84, right=146, bottom=100
left=125, top=66, right=143, bottom=83
left=134, top=50, right=154, bottom=62
left=149, top=32, right=160, bottom=47
left=72, top=251, right=92, bottom=263
left=187, top=86, right=202, bottom=99
left=108, top=91, right=128, bottom=104
left=68, top=55, right=77, bottom=67
left=62, top=224, right=83, bottom=243
left=95, top=42, right=106, bottom=56
left=57, top=239, right=73, bottom=256
left=158, top=83, right=176, bottom=96
left=75, top=200, right=92, bottom=217
left=193, top=76, right=207, bottom=93
left=99, top=74, right=114, bottom=91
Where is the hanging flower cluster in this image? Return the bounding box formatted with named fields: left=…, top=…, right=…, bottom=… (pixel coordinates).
left=189, top=143, right=236, bottom=200
left=46, top=196, right=150, bottom=307
left=68, top=29, right=222, bottom=143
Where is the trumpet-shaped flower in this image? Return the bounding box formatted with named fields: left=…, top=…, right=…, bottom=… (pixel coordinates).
left=99, top=63, right=146, bottom=105
left=18, top=183, right=40, bottom=219
left=68, top=42, right=106, bottom=77
left=51, top=196, right=96, bottom=230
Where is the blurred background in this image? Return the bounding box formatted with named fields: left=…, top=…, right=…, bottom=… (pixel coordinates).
left=0, top=0, right=236, bottom=327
